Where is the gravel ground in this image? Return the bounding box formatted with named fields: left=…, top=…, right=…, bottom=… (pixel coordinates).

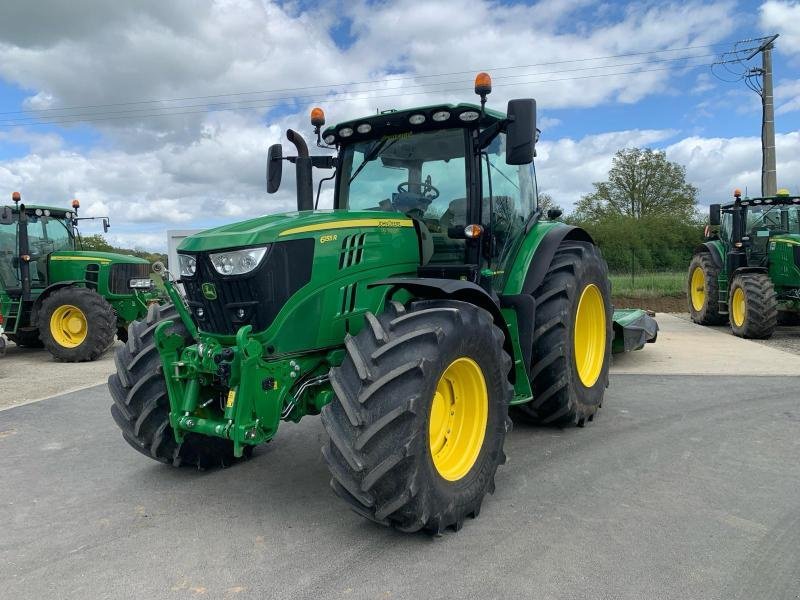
left=673, top=312, right=800, bottom=356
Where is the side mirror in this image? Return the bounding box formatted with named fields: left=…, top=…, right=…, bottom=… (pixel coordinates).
left=0, top=206, right=13, bottom=225
left=505, top=99, right=536, bottom=165
left=709, top=204, right=721, bottom=226
left=547, top=208, right=562, bottom=220
left=103, top=218, right=110, bottom=233
left=267, top=144, right=283, bottom=194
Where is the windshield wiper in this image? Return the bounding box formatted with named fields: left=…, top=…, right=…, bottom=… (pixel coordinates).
left=349, top=138, right=397, bottom=184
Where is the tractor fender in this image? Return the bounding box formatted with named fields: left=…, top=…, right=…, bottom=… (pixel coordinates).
left=29, top=281, right=83, bottom=326
left=693, top=241, right=724, bottom=269
left=368, top=277, right=516, bottom=381
left=519, top=226, right=594, bottom=294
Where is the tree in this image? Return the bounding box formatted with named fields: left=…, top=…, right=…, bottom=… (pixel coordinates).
left=537, top=192, right=563, bottom=215
left=80, top=234, right=114, bottom=252
left=573, top=148, right=698, bottom=222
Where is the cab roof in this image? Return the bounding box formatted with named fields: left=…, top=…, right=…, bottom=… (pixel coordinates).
left=721, top=193, right=800, bottom=210
left=322, top=103, right=507, bottom=146
left=1, top=204, right=71, bottom=215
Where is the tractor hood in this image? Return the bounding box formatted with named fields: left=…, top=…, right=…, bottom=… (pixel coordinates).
left=50, top=250, right=150, bottom=265
left=771, top=234, right=800, bottom=244
left=178, top=210, right=415, bottom=252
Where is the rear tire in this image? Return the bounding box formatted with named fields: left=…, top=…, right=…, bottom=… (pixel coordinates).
left=514, top=240, right=612, bottom=427
left=687, top=253, right=725, bottom=325
left=729, top=273, right=777, bottom=339
left=322, top=299, right=513, bottom=533
left=108, top=303, right=247, bottom=468
left=39, top=287, right=116, bottom=362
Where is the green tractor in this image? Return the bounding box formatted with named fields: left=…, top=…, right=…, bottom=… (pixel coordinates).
left=689, top=189, right=800, bottom=338
left=0, top=194, right=161, bottom=361
left=110, top=77, right=652, bottom=533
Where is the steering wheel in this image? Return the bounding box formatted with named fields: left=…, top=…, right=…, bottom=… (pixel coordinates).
left=397, top=180, right=439, bottom=201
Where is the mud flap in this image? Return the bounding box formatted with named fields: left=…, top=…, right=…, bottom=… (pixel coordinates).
left=612, top=309, right=659, bottom=353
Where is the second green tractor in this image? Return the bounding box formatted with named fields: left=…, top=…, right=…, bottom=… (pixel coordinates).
left=110, top=78, right=642, bottom=533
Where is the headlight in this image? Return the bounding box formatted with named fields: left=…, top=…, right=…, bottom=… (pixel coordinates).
left=209, top=246, right=269, bottom=276
left=129, top=278, right=154, bottom=289
left=178, top=254, right=197, bottom=277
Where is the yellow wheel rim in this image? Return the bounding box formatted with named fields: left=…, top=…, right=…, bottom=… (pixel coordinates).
left=731, top=287, right=746, bottom=327
left=574, top=284, right=607, bottom=388
left=428, top=357, right=488, bottom=481
left=50, top=304, right=88, bottom=348
left=690, top=266, right=706, bottom=311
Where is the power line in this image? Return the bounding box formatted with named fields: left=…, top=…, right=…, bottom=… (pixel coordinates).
left=0, top=41, right=734, bottom=118
left=0, top=53, right=720, bottom=126
left=0, top=60, right=731, bottom=128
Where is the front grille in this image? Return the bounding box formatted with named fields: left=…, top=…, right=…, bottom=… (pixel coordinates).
left=794, top=245, right=800, bottom=269
left=182, top=239, right=314, bottom=335
left=109, top=263, right=150, bottom=294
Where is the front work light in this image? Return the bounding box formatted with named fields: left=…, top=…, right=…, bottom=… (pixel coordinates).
left=178, top=254, right=197, bottom=277
left=209, top=246, right=269, bottom=276
left=129, top=278, right=154, bottom=289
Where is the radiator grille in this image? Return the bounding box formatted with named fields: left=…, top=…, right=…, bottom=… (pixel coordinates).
left=109, top=263, right=150, bottom=294
left=182, top=239, right=314, bottom=335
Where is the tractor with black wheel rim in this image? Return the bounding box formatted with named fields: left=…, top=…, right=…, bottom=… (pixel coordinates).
left=110, top=75, right=645, bottom=534
left=690, top=189, right=799, bottom=338
left=0, top=194, right=162, bottom=361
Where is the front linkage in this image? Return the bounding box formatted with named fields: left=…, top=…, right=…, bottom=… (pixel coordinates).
left=155, top=279, right=337, bottom=457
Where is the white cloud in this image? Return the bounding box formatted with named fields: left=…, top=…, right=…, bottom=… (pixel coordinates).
left=776, top=79, right=800, bottom=113
left=760, top=1, right=800, bottom=55
left=666, top=131, right=800, bottom=201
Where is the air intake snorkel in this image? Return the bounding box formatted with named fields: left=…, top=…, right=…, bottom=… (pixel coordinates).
left=287, top=129, right=314, bottom=212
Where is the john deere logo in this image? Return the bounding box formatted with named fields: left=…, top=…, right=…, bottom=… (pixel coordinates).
left=201, top=282, right=217, bottom=300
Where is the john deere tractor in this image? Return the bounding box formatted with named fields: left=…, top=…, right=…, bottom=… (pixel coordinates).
left=0, top=194, right=161, bottom=361
left=689, top=189, right=800, bottom=338
left=110, top=75, right=650, bottom=533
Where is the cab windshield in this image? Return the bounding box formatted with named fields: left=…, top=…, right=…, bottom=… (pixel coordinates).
left=338, top=129, right=468, bottom=222
left=746, top=204, right=800, bottom=235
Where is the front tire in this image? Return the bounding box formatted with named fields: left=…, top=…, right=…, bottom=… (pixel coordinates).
left=688, top=253, right=725, bottom=325
left=109, top=303, right=246, bottom=468
left=729, top=273, right=777, bottom=339
left=514, top=240, right=612, bottom=426
left=39, top=287, right=116, bottom=362
left=321, top=300, right=513, bottom=534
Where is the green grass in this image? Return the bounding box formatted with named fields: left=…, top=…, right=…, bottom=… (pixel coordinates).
left=609, top=271, right=685, bottom=298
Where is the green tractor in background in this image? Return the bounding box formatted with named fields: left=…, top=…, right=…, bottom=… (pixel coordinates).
left=689, top=189, right=800, bottom=338
left=110, top=75, right=655, bottom=533
left=0, top=193, right=161, bottom=361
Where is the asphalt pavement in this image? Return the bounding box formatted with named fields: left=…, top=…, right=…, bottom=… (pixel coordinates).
left=1, top=375, right=799, bottom=600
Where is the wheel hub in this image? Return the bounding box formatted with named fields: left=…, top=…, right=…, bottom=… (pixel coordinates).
left=428, top=357, right=488, bottom=482
left=50, top=304, right=88, bottom=348
left=573, top=283, right=606, bottom=388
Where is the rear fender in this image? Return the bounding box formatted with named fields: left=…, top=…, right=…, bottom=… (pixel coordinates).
left=503, top=223, right=594, bottom=296
left=693, top=241, right=724, bottom=269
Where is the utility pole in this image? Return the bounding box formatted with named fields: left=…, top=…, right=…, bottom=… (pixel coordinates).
left=745, top=34, right=779, bottom=197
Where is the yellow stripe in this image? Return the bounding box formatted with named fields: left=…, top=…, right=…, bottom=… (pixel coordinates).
left=772, top=238, right=800, bottom=246
left=279, top=218, right=413, bottom=237
left=50, top=256, right=112, bottom=263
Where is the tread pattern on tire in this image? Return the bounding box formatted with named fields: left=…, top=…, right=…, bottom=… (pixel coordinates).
left=514, top=241, right=612, bottom=427
left=39, top=286, right=116, bottom=362
left=109, top=303, right=245, bottom=469
left=730, top=273, right=778, bottom=339
left=322, top=299, right=513, bottom=534
left=688, top=253, right=726, bottom=325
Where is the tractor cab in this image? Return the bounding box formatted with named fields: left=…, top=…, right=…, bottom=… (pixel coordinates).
left=710, top=189, right=800, bottom=274
left=0, top=202, right=80, bottom=295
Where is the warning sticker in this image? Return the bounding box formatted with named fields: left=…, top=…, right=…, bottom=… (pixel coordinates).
left=226, top=390, right=236, bottom=408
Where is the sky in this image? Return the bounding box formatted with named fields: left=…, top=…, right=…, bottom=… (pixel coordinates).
left=0, top=0, right=798, bottom=251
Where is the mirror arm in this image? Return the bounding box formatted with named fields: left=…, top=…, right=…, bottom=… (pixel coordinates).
left=477, top=121, right=505, bottom=150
